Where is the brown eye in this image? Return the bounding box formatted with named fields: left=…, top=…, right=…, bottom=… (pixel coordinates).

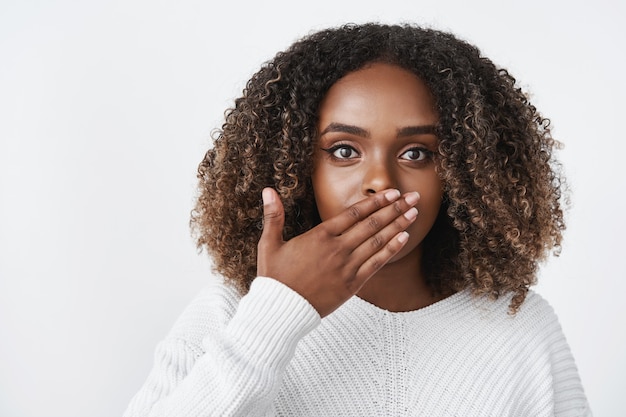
left=326, top=145, right=358, bottom=159
left=339, top=147, right=353, bottom=158
left=400, top=147, right=431, bottom=161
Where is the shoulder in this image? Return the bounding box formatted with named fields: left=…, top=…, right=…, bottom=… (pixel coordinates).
left=502, top=292, right=590, bottom=414
left=442, top=290, right=590, bottom=414
left=500, top=290, right=561, bottom=336
left=165, top=274, right=243, bottom=354
left=453, top=288, right=560, bottom=330
left=435, top=289, right=570, bottom=362
left=505, top=290, right=565, bottom=346
left=162, top=275, right=318, bottom=355
left=485, top=290, right=565, bottom=345
left=515, top=290, right=559, bottom=323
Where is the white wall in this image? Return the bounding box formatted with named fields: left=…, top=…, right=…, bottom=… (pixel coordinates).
left=0, top=0, right=624, bottom=416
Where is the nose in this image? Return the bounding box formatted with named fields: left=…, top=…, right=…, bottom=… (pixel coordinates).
left=362, top=159, right=395, bottom=195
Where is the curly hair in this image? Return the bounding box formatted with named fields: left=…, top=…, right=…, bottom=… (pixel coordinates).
left=191, top=23, right=566, bottom=313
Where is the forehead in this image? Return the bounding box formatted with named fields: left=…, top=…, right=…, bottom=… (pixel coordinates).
left=318, top=63, right=438, bottom=127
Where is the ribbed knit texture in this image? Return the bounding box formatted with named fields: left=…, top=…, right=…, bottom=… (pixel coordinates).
left=124, top=276, right=591, bottom=417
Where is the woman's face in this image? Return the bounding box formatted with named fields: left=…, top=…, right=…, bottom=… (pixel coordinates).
left=312, top=62, right=443, bottom=263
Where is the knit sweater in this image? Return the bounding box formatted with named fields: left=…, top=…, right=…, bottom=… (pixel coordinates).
left=124, top=276, right=591, bottom=416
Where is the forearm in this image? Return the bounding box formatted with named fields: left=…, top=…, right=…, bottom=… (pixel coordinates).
left=124, top=277, right=320, bottom=417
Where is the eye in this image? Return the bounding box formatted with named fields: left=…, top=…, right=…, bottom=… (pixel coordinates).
left=322, top=145, right=359, bottom=160
left=399, top=147, right=432, bottom=162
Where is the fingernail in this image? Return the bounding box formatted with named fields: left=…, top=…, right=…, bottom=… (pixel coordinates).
left=404, top=207, right=418, bottom=221
left=384, top=189, right=401, bottom=201
left=262, top=188, right=275, bottom=204
left=397, top=231, right=409, bottom=244
left=404, top=191, right=420, bottom=206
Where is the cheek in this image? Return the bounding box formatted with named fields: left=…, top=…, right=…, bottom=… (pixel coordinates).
left=418, top=183, right=443, bottom=222
left=312, top=165, right=362, bottom=221
left=311, top=155, right=364, bottom=221
left=417, top=181, right=443, bottom=218
left=414, top=195, right=442, bottom=236
left=406, top=175, right=444, bottom=236
left=388, top=182, right=443, bottom=262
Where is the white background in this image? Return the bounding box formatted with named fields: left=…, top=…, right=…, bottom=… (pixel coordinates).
left=1, top=0, right=624, bottom=416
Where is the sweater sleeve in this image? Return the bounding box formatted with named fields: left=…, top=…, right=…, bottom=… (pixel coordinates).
left=547, top=318, right=593, bottom=417
left=512, top=293, right=592, bottom=417
left=123, top=277, right=321, bottom=417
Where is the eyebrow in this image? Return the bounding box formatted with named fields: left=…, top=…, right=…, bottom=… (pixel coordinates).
left=319, top=122, right=437, bottom=138
left=319, top=123, right=370, bottom=138
left=397, top=125, right=437, bottom=137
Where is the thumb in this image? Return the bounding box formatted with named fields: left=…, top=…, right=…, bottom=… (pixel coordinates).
left=260, top=187, right=285, bottom=246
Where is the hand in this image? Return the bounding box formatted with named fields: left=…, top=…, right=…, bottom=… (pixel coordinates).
left=257, top=187, right=419, bottom=318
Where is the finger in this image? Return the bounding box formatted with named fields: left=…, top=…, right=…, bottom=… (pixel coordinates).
left=354, top=231, right=410, bottom=287
left=342, top=191, right=420, bottom=248
left=349, top=204, right=417, bottom=262
left=324, top=189, right=402, bottom=235
left=259, top=188, right=285, bottom=248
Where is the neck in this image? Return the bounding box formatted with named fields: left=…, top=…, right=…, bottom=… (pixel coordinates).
left=356, top=245, right=442, bottom=312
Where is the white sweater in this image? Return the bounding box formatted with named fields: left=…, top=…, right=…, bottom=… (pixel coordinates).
left=124, top=276, right=591, bottom=416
